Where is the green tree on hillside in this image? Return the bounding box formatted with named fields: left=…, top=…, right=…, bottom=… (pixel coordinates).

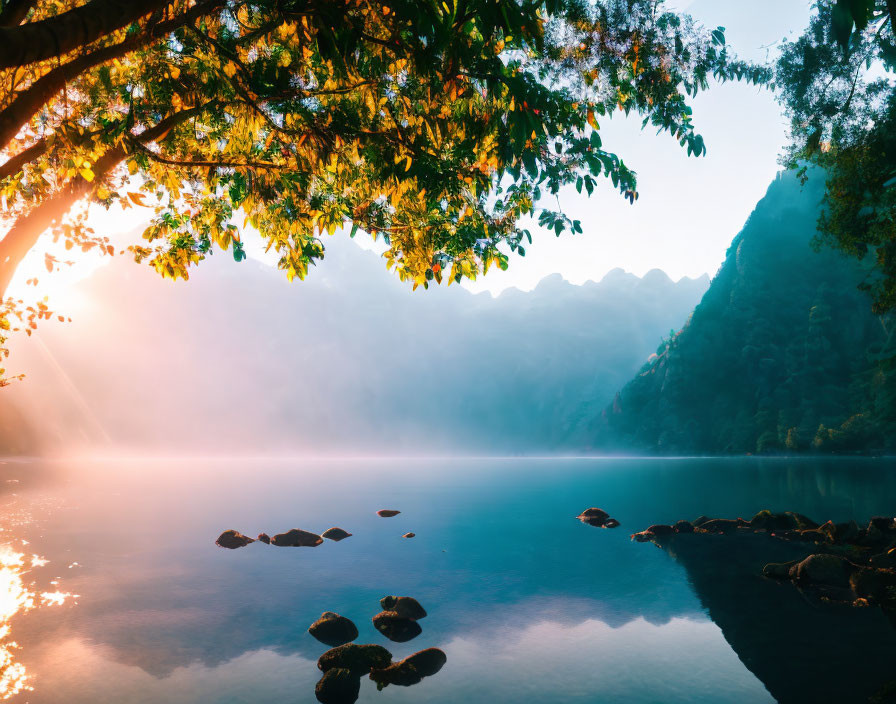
left=777, top=0, right=896, bottom=312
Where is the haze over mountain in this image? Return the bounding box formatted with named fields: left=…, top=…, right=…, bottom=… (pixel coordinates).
left=592, top=172, right=896, bottom=454
left=0, top=237, right=707, bottom=456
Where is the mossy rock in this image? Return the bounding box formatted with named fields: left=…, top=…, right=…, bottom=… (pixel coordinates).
left=318, top=644, right=392, bottom=674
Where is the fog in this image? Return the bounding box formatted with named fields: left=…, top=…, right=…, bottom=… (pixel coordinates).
left=0, top=238, right=707, bottom=456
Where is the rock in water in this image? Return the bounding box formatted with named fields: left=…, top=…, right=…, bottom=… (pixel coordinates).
left=270, top=528, right=324, bottom=547
left=318, top=644, right=393, bottom=674
left=790, top=553, right=855, bottom=589
left=673, top=520, right=694, bottom=533
left=322, top=527, right=352, bottom=541
left=256, top=533, right=271, bottom=544
left=402, top=532, right=415, bottom=538
left=315, top=668, right=360, bottom=704
left=577, top=508, right=609, bottom=522
left=369, top=648, right=447, bottom=689
left=309, top=612, right=359, bottom=647
left=377, top=509, right=400, bottom=517
left=372, top=611, right=422, bottom=642
left=577, top=507, right=620, bottom=528
left=647, top=524, right=675, bottom=535
left=215, top=530, right=254, bottom=549
left=379, top=596, right=427, bottom=620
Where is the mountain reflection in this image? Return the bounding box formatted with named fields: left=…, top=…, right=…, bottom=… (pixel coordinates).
left=653, top=533, right=896, bottom=703
left=0, top=545, right=75, bottom=699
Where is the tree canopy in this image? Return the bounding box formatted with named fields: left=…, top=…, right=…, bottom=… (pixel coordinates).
left=776, top=0, right=896, bottom=313
left=0, top=0, right=766, bottom=384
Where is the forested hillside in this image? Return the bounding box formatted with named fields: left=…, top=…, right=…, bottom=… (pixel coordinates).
left=0, top=240, right=706, bottom=456
left=591, top=173, right=896, bottom=454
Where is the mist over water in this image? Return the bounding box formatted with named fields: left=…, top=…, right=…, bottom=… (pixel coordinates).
left=1, top=238, right=707, bottom=457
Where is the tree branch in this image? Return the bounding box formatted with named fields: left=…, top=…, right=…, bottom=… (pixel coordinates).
left=131, top=139, right=286, bottom=170
left=0, top=103, right=212, bottom=296
left=0, top=0, right=171, bottom=68
left=0, top=137, right=45, bottom=180
left=0, top=0, right=223, bottom=151
left=0, top=0, right=37, bottom=27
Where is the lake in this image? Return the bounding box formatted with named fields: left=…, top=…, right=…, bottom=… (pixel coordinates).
left=1, top=456, right=895, bottom=703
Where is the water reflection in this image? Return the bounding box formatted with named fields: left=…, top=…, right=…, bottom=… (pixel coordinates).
left=3, top=457, right=896, bottom=702
left=653, top=533, right=896, bottom=703
left=0, top=545, right=75, bottom=699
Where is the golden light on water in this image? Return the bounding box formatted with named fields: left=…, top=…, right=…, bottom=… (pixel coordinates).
left=0, top=545, right=77, bottom=699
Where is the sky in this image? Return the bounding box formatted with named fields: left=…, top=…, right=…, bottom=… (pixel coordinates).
left=7, top=0, right=813, bottom=301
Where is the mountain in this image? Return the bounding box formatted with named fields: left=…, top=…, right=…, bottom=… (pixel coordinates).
left=0, top=237, right=707, bottom=456
left=592, top=172, right=896, bottom=454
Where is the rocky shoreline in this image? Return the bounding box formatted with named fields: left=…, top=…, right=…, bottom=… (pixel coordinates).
left=632, top=511, right=896, bottom=615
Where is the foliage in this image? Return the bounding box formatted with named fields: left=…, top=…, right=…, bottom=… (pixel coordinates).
left=776, top=0, right=896, bottom=313
left=0, top=0, right=767, bottom=383
left=593, top=173, right=896, bottom=455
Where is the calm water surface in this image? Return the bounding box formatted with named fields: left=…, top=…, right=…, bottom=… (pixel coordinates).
left=1, top=457, right=895, bottom=703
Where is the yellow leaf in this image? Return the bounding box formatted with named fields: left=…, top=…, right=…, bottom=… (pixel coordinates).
left=587, top=109, right=598, bottom=129
left=127, top=192, right=148, bottom=207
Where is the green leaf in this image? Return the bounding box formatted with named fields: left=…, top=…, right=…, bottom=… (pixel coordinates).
left=831, top=1, right=855, bottom=50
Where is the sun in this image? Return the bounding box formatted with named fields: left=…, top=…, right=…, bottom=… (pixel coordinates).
left=4, top=203, right=148, bottom=305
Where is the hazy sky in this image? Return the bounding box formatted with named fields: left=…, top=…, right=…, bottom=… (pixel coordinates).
left=459, top=0, right=813, bottom=294
left=8, top=1, right=813, bottom=300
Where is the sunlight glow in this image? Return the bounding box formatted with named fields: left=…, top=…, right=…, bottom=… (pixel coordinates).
left=0, top=546, right=77, bottom=699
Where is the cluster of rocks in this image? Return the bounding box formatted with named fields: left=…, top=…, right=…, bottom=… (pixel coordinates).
left=215, top=527, right=343, bottom=549
left=632, top=511, right=896, bottom=612
left=373, top=595, right=427, bottom=642
left=307, top=597, right=445, bottom=704
left=576, top=507, right=620, bottom=529
left=215, top=509, right=412, bottom=550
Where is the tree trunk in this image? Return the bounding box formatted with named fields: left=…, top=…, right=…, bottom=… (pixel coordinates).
left=0, top=0, right=221, bottom=151
left=0, top=147, right=123, bottom=296
left=0, top=104, right=211, bottom=298
left=0, top=0, right=169, bottom=68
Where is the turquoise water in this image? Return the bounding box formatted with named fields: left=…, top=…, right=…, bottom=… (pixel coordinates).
left=2, top=457, right=895, bottom=703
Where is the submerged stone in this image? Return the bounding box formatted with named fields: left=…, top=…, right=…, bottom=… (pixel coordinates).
left=369, top=647, right=447, bottom=689
left=750, top=510, right=818, bottom=532
left=215, top=530, right=254, bottom=549
left=318, top=644, right=392, bottom=674
left=762, top=560, right=799, bottom=579
left=791, top=553, right=855, bottom=589
left=372, top=611, right=422, bottom=642
left=402, top=532, right=415, bottom=538
left=322, top=527, right=352, bottom=541
left=647, top=524, right=674, bottom=535
left=380, top=596, right=427, bottom=620
left=377, top=509, right=400, bottom=517
left=309, top=612, right=359, bottom=647
left=577, top=508, right=609, bottom=522
left=674, top=520, right=694, bottom=534
left=270, top=528, right=324, bottom=547
left=315, top=668, right=360, bottom=704
left=577, top=508, right=621, bottom=528
left=699, top=519, right=741, bottom=534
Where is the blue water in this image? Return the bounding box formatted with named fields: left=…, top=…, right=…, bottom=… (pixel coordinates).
left=2, top=457, right=895, bottom=703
